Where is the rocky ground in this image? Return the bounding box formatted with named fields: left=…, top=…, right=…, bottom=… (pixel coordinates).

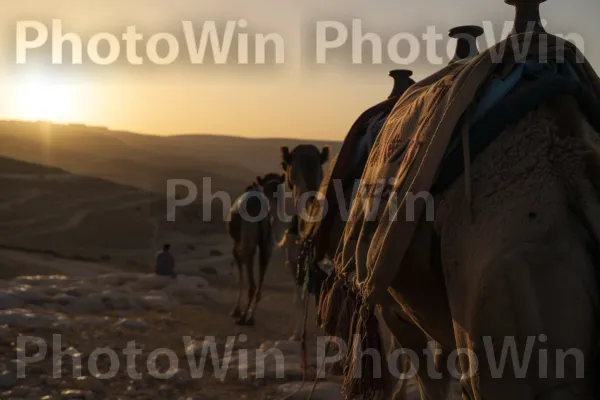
left=0, top=248, right=428, bottom=400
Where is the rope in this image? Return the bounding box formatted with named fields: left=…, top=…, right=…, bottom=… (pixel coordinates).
left=306, top=342, right=329, bottom=400
left=304, top=287, right=360, bottom=400
left=280, top=293, right=311, bottom=400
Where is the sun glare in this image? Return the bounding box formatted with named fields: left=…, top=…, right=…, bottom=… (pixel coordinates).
left=12, top=74, right=83, bottom=124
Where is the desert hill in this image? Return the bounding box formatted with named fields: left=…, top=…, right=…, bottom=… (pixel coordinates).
left=0, top=155, right=221, bottom=270
left=0, top=121, right=342, bottom=198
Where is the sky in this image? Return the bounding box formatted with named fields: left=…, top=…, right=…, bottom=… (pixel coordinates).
left=0, top=0, right=598, bottom=140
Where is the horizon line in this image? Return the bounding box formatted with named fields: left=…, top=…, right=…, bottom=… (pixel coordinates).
left=0, top=118, right=342, bottom=143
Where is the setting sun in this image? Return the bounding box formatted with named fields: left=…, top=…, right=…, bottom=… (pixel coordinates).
left=11, top=73, right=83, bottom=124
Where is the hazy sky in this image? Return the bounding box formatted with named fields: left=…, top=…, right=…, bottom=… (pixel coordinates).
left=0, top=0, right=597, bottom=140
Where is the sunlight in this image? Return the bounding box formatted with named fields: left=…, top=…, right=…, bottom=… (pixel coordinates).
left=11, top=73, right=84, bottom=124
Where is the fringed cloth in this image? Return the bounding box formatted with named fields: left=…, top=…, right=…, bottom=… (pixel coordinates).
left=334, top=34, right=600, bottom=400
left=299, top=94, right=408, bottom=266
left=339, top=34, right=600, bottom=308
left=299, top=93, right=409, bottom=337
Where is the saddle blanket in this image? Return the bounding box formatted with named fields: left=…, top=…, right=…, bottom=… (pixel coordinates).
left=301, top=95, right=403, bottom=261
left=337, top=34, right=600, bottom=306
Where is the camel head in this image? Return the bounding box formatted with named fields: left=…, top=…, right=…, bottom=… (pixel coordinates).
left=255, top=172, right=284, bottom=215
left=280, top=145, right=329, bottom=212
left=256, top=173, right=284, bottom=200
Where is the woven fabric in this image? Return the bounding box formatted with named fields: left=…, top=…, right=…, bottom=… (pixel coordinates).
left=338, top=34, right=600, bottom=306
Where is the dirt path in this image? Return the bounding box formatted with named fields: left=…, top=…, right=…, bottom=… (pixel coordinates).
left=0, top=189, right=43, bottom=210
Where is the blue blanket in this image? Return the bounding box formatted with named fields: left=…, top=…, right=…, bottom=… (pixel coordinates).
left=432, top=58, right=600, bottom=194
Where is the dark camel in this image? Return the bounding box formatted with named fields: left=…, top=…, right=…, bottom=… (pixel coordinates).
left=302, top=24, right=484, bottom=400
left=277, top=144, right=329, bottom=340
left=227, top=173, right=284, bottom=326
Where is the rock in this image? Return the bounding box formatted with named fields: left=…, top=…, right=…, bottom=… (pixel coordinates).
left=0, top=324, right=11, bottom=338
left=169, top=369, right=192, bottom=386
left=0, top=309, right=69, bottom=328
left=62, top=297, right=106, bottom=314
left=12, top=275, right=71, bottom=286
left=74, top=316, right=109, bottom=326
left=52, top=293, right=75, bottom=306
left=0, top=292, right=24, bottom=309
left=186, top=339, right=232, bottom=358
left=179, top=276, right=208, bottom=289
left=127, top=275, right=172, bottom=292
left=198, top=287, right=221, bottom=302
left=0, top=370, right=17, bottom=389
left=6, top=359, right=26, bottom=374
left=199, top=267, right=217, bottom=275
left=159, top=315, right=176, bottom=326
left=278, top=381, right=343, bottom=400
left=60, top=389, right=93, bottom=399
left=157, top=384, right=174, bottom=397
left=45, top=376, right=62, bottom=386
left=9, top=285, right=51, bottom=304
left=97, top=290, right=137, bottom=310
left=115, top=318, right=150, bottom=330
left=41, top=395, right=60, bottom=400
left=9, top=384, right=30, bottom=397
left=74, top=376, right=106, bottom=394
left=138, top=295, right=170, bottom=311
left=94, top=273, right=141, bottom=287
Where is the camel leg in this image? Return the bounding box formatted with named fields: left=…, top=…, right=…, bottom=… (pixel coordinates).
left=285, top=240, right=303, bottom=341
left=245, top=229, right=273, bottom=326
left=236, top=251, right=256, bottom=326
left=380, top=306, right=457, bottom=400
left=289, top=284, right=303, bottom=341
left=230, top=245, right=243, bottom=318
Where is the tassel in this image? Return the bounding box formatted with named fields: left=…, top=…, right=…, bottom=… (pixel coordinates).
left=319, top=276, right=345, bottom=334
left=342, top=301, right=391, bottom=400
left=335, top=288, right=357, bottom=345
left=316, top=271, right=336, bottom=327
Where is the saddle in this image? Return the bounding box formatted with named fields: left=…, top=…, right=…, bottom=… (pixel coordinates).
left=310, top=32, right=600, bottom=400
left=337, top=33, right=600, bottom=307
left=300, top=93, right=406, bottom=260
left=227, top=187, right=270, bottom=243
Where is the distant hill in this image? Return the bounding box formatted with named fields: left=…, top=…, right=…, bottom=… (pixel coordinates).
left=0, top=155, right=219, bottom=268
left=0, top=121, right=342, bottom=198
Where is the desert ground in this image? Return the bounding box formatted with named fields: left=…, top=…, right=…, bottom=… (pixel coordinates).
left=0, top=125, right=362, bottom=399
left=0, top=121, right=426, bottom=400
left=0, top=238, right=348, bottom=400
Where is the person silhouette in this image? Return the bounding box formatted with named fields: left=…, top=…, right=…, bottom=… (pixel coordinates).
left=155, top=243, right=176, bottom=278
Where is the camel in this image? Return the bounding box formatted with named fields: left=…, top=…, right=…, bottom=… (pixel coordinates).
left=277, top=144, right=329, bottom=341
left=227, top=173, right=284, bottom=326
left=329, top=1, right=600, bottom=399
left=301, top=24, right=485, bottom=400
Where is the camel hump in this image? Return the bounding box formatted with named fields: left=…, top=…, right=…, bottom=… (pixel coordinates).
left=231, top=190, right=270, bottom=220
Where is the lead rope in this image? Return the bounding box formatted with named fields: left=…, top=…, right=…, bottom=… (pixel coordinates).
left=305, top=281, right=355, bottom=400
left=462, top=108, right=474, bottom=223
left=280, top=293, right=310, bottom=400
left=281, top=240, right=312, bottom=400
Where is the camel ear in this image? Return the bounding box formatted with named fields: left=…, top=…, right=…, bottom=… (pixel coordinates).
left=320, top=146, right=330, bottom=164
left=281, top=146, right=292, bottom=168
left=256, top=176, right=264, bottom=186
